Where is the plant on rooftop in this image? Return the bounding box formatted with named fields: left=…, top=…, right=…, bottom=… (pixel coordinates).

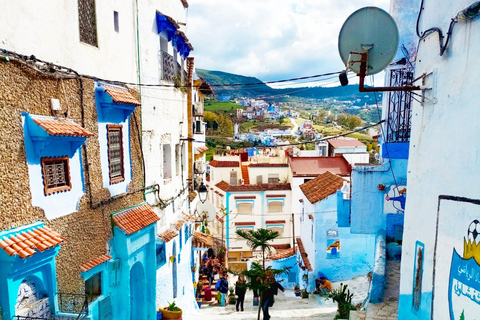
left=327, top=283, right=356, bottom=320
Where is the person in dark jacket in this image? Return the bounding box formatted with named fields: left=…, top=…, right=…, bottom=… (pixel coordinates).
left=262, top=275, right=284, bottom=320
left=217, top=273, right=229, bottom=307
left=235, top=275, right=247, bottom=311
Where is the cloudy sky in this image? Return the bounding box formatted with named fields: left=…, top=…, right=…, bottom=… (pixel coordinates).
left=186, top=0, right=390, bottom=87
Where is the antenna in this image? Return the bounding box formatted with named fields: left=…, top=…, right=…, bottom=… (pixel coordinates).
left=338, top=7, right=420, bottom=92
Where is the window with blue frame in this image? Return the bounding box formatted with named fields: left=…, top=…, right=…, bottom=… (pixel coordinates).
left=184, top=224, right=189, bottom=242
left=179, top=226, right=183, bottom=251
left=156, top=243, right=166, bottom=268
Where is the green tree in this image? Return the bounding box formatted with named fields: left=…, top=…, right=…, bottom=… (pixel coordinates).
left=459, top=310, right=465, bottom=320
left=236, top=228, right=290, bottom=320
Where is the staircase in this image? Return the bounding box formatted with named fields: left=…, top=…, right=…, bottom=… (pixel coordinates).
left=198, top=274, right=220, bottom=306
left=241, top=165, right=250, bottom=185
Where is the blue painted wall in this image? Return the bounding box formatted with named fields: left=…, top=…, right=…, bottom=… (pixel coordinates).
left=386, top=213, right=404, bottom=242
left=22, top=114, right=87, bottom=220
left=350, top=159, right=408, bottom=234
left=0, top=222, right=60, bottom=319
left=271, top=255, right=298, bottom=290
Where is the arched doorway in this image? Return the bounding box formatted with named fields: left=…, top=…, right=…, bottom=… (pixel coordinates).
left=130, top=262, right=146, bottom=320
left=172, top=240, right=177, bottom=298
left=15, top=277, right=50, bottom=318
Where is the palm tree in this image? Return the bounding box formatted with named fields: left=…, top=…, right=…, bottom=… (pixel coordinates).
left=236, top=228, right=289, bottom=320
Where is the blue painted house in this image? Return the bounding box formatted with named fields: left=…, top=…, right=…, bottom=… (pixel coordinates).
left=297, top=171, right=375, bottom=291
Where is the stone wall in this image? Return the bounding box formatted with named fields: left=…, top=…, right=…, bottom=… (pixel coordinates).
left=0, top=59, right=144, bottom=294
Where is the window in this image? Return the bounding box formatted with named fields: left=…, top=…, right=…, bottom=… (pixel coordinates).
left=267, top=226, right=283, bottom=237
left=236, top=227, right=253, bottom=238
left=113, top=11, right=119, bottom=32
left=268, top=201, right=283, bottom=213
left=256, top=175, right=262, bottom=184
left=238, top=203, right=253, bottom=214
left=175, top=144, right=180, bottom=176
left=107, top=125, right=124, bottom=184
left=85, top=272, right=102, bottom=302
left=163, top=144, right=172, bottom=179
left=41, top=156, right=72, bottom=196
left=230, top=171, right=238, bottom=185
left=156, top=243, right=166, bottom=268
left=78, top=0, right=98, bottom=46
left=268, top=173, right=279, bottom=184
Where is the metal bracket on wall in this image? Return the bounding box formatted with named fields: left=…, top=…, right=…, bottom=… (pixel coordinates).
left=421, top=69, right=438, bottom=106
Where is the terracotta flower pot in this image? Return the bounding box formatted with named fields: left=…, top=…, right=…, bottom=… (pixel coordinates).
left=158, top=308, right=182, bottom=319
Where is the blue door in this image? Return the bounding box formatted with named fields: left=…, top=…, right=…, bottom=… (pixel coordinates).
left=130, top=262, right=146, bottom=320
left=172, top=241, right=178, bottom=298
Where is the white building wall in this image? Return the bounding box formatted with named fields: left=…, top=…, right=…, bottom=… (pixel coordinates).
left=398, top=0, right=480, bottom=319
left=0, top=0, right=138, bottom=82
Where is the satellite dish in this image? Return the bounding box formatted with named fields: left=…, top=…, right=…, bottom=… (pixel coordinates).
left=338, top=7, right=399, bottom=75
left=195, top=201, right=216, bottom=222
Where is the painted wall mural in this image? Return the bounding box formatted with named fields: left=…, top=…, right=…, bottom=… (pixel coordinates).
left=385, top=186, right=407, bottom=213
left=327, top=239, right=340, bottom=259
left=433, top=197, right=480, bottom=320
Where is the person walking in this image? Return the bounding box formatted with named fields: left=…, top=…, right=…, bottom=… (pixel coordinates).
left=235, top=274, right=247, bottom=311
left=262, top=275, right=284, bottom=320
left=217, top=273, right=229, bottom=307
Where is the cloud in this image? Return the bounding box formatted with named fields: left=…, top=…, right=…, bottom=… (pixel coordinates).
left=187, top=0, right=390, bottom=84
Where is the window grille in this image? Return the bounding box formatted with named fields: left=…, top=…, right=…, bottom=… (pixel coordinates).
left=160, top=50, right=175, bottom=82
left=41, top=156, right=72, bottom=196
left=268, top=174, right=279, bottom=184
left=78, top=0, right=98, bottom=46
left=107, top=125, right=124, bottom=184
left=385, top=67, right=413, bottom=143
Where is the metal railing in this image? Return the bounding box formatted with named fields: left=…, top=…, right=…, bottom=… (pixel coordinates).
left=160, top=50, right=175, bottom=83
left=57, top=292, right=88, bottom=318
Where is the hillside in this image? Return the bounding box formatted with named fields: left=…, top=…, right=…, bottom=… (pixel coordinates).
left=197, top=69, right=381, bottom=106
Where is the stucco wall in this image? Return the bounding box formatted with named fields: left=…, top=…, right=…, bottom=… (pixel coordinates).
left=397, top=1, right=480, bottom=319
left=0, top=61, right=144, bottom=295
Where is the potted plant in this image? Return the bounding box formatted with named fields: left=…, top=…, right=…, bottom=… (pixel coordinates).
left=294, top=284, right=301, bottom=297
left=327, top=283, right=356, bottom=320
left=301, top=288, right=310, bottom=299
left=158, top=301, right=182, bottom=320
left=228, top=287, right=236, bottom=305
left=378, top=183, right=386, bottom=191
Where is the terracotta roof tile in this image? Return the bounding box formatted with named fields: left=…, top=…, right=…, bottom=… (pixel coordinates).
left=192, top=232, right=213, bottom=248
left=0, top=225, right=66, bottom=259
left=158, top=229, right=179, bottom=242
left=104, top=86, right=141, bottom=106
left=33, top=118, right=92, bottom=137
left=113, top=204, right=160, bottom=235
left=289, top=156, right=351, bottom=177
left=189, top=191, right=197, bottom=203
left=300, top=171, right=346, bottom=204
left=296, top=238, right=313, bottom=271
left=249, top=163, right=288, bottom=167
left=182, top=213, right=196, bottom=222
left=80, top=254, right=111, bottom=273
left=173, top=219, right=185, bottom=231
left=209, top=160, right=240, bottom=167
left=215, top=181, right=291, bottom=192
left=270, top=248, right=295, bottom=260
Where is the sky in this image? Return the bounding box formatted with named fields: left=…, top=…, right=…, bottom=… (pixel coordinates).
left=186, top=0, right=390, bottom=88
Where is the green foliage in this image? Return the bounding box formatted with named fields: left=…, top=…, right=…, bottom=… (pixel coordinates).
left=328, top=284, right=356, bottom=320
left=204, top=101, right=243, bottom=112
left=165, top=301, right=181, bottom=311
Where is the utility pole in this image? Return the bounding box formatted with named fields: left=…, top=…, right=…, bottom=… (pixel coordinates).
left=292, top=213, right=295, bottom=251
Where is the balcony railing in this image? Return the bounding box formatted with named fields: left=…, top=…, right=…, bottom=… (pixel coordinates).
left=385, top=67, right=413, bottom=143
left=57, top=292, right=88, bottom=317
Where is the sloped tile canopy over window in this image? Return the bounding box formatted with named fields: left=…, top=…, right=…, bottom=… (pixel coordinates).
left=156, top=11, right=179, bottom=41
left=95, top=84, right=141, bottom=122
left=25, top=114, right=92, bottom=158
left=156, top=12, right=194, bottom=59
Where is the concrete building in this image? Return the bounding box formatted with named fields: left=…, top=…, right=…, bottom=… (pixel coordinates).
left=327, top=137, right=369, bottom=165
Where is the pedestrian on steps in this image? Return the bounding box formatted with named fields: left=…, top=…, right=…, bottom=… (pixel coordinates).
left=235, top=274, right=247, bottom=311
left=217, top=272, right=229, bottom=307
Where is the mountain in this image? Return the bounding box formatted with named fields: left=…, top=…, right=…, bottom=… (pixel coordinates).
left=196, top=69, right=381, bottom=106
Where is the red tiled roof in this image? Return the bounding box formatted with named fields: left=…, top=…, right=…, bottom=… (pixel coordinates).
left=249, top=163, right=289, bottom=167
left=173, top=219, right=185, bottom=231
left=80, top=254, right=111, bottom=272
left=113, top=204, right=160, bottom=235
left=158, top=229, right=179, bottom=242
left=300, top=171, right=346, bottom=204
left=289, top=156, right=351, bottom=177
left=271, top=244, right=291, bottom=250
left=270, top=248, right=295, bottom=260
left=182, top=213, right=196, bottom=222
left=296, top=238, right=313, bottom=271
left=209, top=160, right=240, bottom=167
left=328, top=138, right=366, bottom=149
left=192, top=232, right=213, bottom=248
left=189, top=191, right=197, bottom=202
left=33, top=118, right=92, bottom=137
left=215, top=181, right=291, bottom=192
left=0, top=225, right=66, bottom=259
left=104, top=86, right=141, bottom=106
